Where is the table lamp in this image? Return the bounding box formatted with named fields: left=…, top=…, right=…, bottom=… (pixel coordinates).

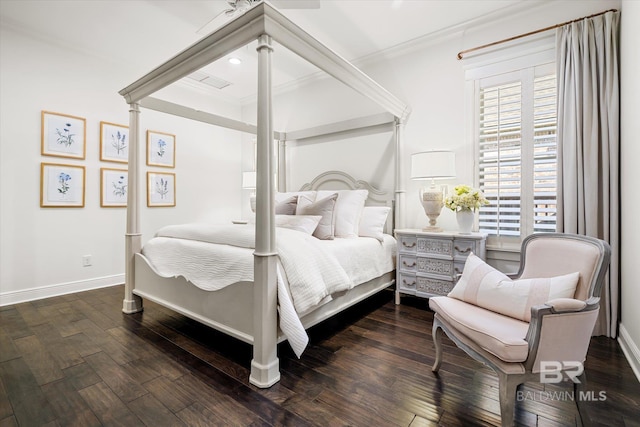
left=411, top=151, right=456, bottom=232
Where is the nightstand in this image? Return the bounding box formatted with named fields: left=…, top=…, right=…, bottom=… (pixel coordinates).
left=394, top=229, right=486, bottom=304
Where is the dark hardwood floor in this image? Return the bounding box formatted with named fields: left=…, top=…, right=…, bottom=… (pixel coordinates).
left=0, top=285, right=638, bottom=426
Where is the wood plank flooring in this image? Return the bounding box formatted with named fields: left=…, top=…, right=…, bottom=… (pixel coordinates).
left=0, top=285, right=639, bottom=426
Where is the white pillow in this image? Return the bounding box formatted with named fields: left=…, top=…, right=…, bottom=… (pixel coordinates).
left=448, top=253, right=580, bottom=322
left=275, top=191, right=316, bottom=214
left=316, top=189, right=368, bottom=238
left=358, top=206, right=390, bottom=242
left=297, top=194, right=338, bottom=240
left=275, top=215, right=321, bottom=235
left=275, top=191, right=316, bottom=203
left=275, top=195, right=297, bottom=215
left=296, top=194, right=315, bottom=212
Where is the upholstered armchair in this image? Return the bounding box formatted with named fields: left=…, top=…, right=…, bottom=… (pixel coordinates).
left=429, top=233, right=611, bottom=427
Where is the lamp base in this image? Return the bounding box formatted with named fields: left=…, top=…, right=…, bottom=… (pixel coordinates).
left=420, top=186, right=445, bottom=234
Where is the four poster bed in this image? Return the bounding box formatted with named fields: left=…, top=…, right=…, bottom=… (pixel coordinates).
left=119, top=1, right=410, bottom=388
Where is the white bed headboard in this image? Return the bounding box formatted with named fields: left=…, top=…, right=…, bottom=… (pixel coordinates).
left=298, top=171, right=395, bottom=234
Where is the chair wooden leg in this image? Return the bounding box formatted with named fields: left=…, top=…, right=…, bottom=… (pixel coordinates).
left=498, top=372, right=522, bottom=427
left=432, top=321, right=443, bottom=372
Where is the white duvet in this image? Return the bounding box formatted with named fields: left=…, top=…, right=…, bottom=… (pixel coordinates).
left=141, top=223, right=396, bottom=356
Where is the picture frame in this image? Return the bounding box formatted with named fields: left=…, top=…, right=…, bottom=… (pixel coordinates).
left=147, top=171, right=176, bottom=207
left=41, top=111, right=86, bottom=159
left=100, top=168, right=128, bottom=207
left=100, top=121, right=129, bottom=163
left=40, top=162, right=85, bottom=208
left=147, top=130, right=175, bottom=168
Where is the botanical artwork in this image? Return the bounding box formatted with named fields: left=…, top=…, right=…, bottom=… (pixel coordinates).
left=101, top=168, right=128, bottom=207
left=40, top=163, right=85, bottom=207
left=147, top=172, right=175, bottom=207
left=147, top=130, right=175, bottom=168
left=41, top=111, right=86, bottom=159
left=100, top=122, right=129, bottom=163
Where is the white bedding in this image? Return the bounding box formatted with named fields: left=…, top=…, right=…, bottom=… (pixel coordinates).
left=140, top=223, right=396, bottom=356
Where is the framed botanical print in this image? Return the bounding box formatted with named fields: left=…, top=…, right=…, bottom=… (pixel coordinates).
left=147, top=171, right=175, bottom=207
left=41, top=111, right=86, bottom=159
left=40, top=162, right=85, bottom=208
left=147, top=130, right=175, bottom=168
left=100, top=168, right=128, bottom=207
left=100, top=121, right=129, bottom=163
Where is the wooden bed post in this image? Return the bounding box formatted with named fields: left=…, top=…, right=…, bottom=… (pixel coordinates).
left=250, top=34, right=280, bottom=388
left=394, top=118, right=406, bottom=305
left=123, top=102, right=143, bottom=314
left=277, top=140, right=286, bottom=192
left=394, top=118, right=406, bottom=230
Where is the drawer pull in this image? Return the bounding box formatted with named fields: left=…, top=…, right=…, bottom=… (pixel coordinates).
left=402, top=241, right=416, bottom=249
left=403, top=260, right=416, bottom=268
left=454, top=246, right=471, bottom=254
left=403, top=279, right=416, bottom=286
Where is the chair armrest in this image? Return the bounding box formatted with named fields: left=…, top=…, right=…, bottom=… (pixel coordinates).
left=523, top=297, right=600, bottom=372
left=545, top=298, right=587, bottom=313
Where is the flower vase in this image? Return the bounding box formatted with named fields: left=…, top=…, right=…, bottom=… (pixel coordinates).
left=456, top=208, right=474, bottom=234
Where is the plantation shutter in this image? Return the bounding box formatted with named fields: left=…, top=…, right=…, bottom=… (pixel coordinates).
left=532, top=74, right=557, bottom=232
left=477, top=67, right=557, bottom=238
left=478, top=81, right=522, bottom=236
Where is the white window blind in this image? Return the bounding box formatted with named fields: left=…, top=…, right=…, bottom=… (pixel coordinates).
left=532, top=74, right=557, bottom=233
left=476, top=66, right=557, bottom=239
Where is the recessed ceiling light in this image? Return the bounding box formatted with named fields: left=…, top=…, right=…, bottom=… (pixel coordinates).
left=228, top=57, right=242, bottom=65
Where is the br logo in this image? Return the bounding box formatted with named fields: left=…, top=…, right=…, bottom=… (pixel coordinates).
left=539, top=361, right=584, bottom=384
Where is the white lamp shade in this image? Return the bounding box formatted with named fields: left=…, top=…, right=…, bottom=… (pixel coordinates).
left=242, top=171, right=256, bottom=189
left=411, top=151, right=456, bottom=180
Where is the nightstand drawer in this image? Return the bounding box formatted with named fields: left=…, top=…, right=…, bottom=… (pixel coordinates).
left=399, top=254, right=417, bottom=271
left=416, top=277, right=455, bottom=297
left=394, top=229, right=486, bottom=303
left=398, top=272, right=417, bottom=292
left=453, top=261, right=466, bottom=278
left=398, top=235, right=417, bottom=253
left=453, top=239, right=477, bottom=259
left=417, top=257, right=454, bottom=278
left=417, top=237, right=453, bottom=257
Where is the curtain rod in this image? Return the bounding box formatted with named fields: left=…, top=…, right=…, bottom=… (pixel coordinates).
left=456, top=8, right=618, bottom=60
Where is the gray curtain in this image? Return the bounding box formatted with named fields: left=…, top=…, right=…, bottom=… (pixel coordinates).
left=556, top=11, right=620, bottom=337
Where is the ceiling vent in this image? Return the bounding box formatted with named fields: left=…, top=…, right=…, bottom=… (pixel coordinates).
left=187, top=71, right=232, bottom=90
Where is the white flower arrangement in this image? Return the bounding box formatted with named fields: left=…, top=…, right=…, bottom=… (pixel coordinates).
left=444, top=184, right=489, bottom=212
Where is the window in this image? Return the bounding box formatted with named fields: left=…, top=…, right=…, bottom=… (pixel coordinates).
left=474, top=63, right=557, bottom=244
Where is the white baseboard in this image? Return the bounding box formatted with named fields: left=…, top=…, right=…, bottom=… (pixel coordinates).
left=618, top=323, right=640, bottom=383
left=0, top=274, right=124, bottom=306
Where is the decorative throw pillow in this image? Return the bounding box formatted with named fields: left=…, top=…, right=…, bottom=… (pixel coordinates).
left=296, top=194, right=315, bottom=213
left=358, top=206, right=390, bottom=242
left=275, top=215, right=321, bottom=235
left=297, top=194, right=338, bottom=240
left=275, top=191, right=316, bottom=214
left=448, top=253, right=580, bottom=322
left=275, top=195, right=298, bottom=215
left=316, top=189, right=369, bottom=238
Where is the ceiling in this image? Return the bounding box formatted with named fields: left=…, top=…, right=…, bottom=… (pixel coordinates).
left=0, top=0, right=533, bottom=102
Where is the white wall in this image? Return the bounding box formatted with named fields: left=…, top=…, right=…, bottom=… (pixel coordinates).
left=0, top=26, right=244, bottom=304
left=619, top=0, right=640, bottom=381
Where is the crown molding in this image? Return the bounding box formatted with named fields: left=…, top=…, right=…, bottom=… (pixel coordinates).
left=242, top=0, right=553, bottom=106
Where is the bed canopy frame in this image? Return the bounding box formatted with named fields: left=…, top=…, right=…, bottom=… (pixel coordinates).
left=119, top=1, right=410, bottom=388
